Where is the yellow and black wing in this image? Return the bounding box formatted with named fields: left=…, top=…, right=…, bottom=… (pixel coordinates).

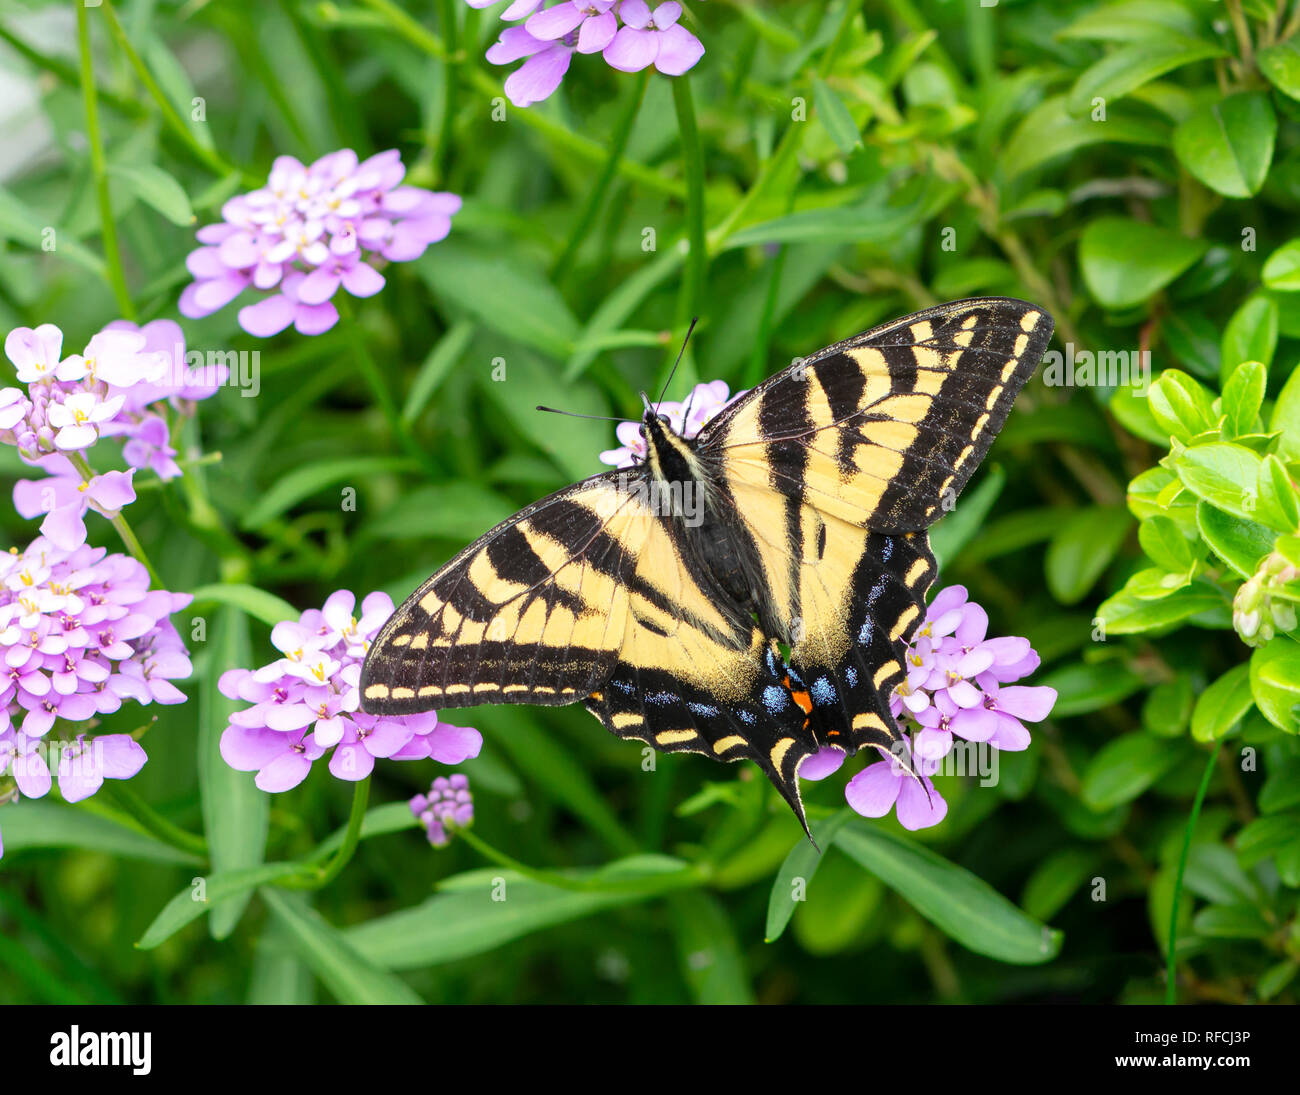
left=696, top=297, right=1054, bottom=755
left=360, top=471, right=821, bottom=824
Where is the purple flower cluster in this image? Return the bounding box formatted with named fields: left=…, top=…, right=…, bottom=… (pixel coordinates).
left=2, top=320, right=222, bottom=549
left=473, top=1, right=705, bottom=107
left=805, top=586, right=1057, bottom=831
left=0, top=537, right=194, bottom=859
left=180, top=149, right=460, bottom=337
left=599, top=379, right=744, bottom=468
left=410, top=773, right=474, bottom=848
left=219, top=590, right=482, bottom=792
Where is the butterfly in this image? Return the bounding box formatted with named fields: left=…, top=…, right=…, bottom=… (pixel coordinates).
left=360, top=298, right=1054, bottom=834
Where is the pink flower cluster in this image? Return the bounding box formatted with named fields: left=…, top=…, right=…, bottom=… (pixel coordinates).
left=1, top=320, right=222, bottom=550
left=473, top=1, right=705, bottom=107
left=0, top=536, right=194, bottom=859
left=806, top=586, right=1057, bottom=831
left=180, top=149, right=460, bottom=337
left=219, top=590, right=482, bottom=792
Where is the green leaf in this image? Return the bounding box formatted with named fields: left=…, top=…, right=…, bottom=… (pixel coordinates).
left=1143, top=675, right=1194, bottom=737
left=669, top=891, right=754, bottom=1004
left=199, top=607, right=267, bottom=937
left=1171, top=92, right=1275, bottom=198
left=1096, top=581, right=1225, bottom=633
left=1000, top=95, right=1167, bottom=179
left=1045, top=506, right=1131, bottom=604
left=834, top=822, right=1062, bottom=965
left=138, top=863, right=302, bottom=949
left=107, top=163, right=195, bottom=226
left=1197, top=503, right=1273, bottom=578
left=188, top=583, right=299, bottom=629
left=1250, top=638, right=1300, bottom=733
left=1220, top=360, right=1267, bottom=437
left=1257, top=38, right=1300, bottom=101
left=261, top=888, right=423, bottom=1004
left=402, top=319, right=474, bottom=425
left=1079, top=218, right=1208, bottom=309
left=723, top=203, right=920, bottom=249
left=1258, top=960, right=1300, bottom=1000
left=1066, top=36, right=1226, bottom=117
left=1193, top=903, right=1272, bottom=939
left=765, top=810, right=851, bottom=943
left=362, top=483, right=515, bottom=543
left=0, top=186, right=106, bottom=276
left=1021, top=846, right=1103, bottom=922
left=1110, top=385, right=1171, bottom=446
left=1191, top=664, right=1254, bottom=742
left=1220, top=295, right=1277, bottom=383
left=1138, top=515, right=1195, bottom=572
left=239, top=456, right=414, bottom=530
left=0, top=801, right=201, bottom=865
left=1271, top=361, right=1300, bottom=463
left=811, top=75, right=862, bottom=153
left=930, top=466, right=1005, bottom=570
left=1174, top=443, right=1263, bottom=519
left=1038, top=661, right=1145, bottom=715
left=416, top=239, right=580, bottom=359
left=1148, top=369, right=1217, bottom=441
left=1262, top=238, right=1300, bottom=291
left=346, top=858, right=696, bottom=968
left=1081, top=732, right=1183, bottom=809
left=1258, top=453, right=1300, bottom=532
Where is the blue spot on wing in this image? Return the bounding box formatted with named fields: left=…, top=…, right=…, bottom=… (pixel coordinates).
left=645, top=691, right=677, bottom=706
left=736, top=709, right=756, bottom=725
left=612, top=679, right=635, bottom=694
left=762, top=686, right=789, bottom=714
left=881, top=537, right=894, bottom=562
left=846, top=666, right=858, bottom=687
left=858, top=616, right=874, bottom=644
left=811, top=676, right=837, bottom=705
left=687, top=701, right=719, bottom=718
left=867, top=575, right=888, bottom=605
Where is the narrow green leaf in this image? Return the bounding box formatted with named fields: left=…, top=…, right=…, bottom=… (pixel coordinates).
left=669, top=891, right=754, bottom=1004
left=239, top=456, right=414, bottom=530
left=107, top=163, right=195, bottom=226
left=0, top=801, right=201, bottom=865
left=1067, top=37, right=1226, bottom=117
left=402, top=318, right=474, bottom=424
left=261, top=888, right=423, bottom=1004
left=765, top=810, right=851, bottom=943
left=811, top=75, right=862, bottom=153
left=835, top=822, right=1062, bottom=964
left=199, top=607, right=267, bottom=937
left=1045, top=506, right=1131, bottom=604
left=138, top=863, right=302, bottom=949
left=188, top=583, right=298, bottom=629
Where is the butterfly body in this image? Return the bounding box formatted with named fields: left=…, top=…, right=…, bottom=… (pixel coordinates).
left=360, top=298, right=1055, bottom=833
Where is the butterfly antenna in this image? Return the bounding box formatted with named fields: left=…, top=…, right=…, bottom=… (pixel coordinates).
left=654, top=317, right=700, bottom=409
left=536, top=405, right=631, bottom=424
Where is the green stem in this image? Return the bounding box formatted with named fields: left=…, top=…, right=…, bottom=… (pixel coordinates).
left=458, top=828, right=706, bottom=895
left=77, top=3, right=135, bottom=321
left=67, top=452, right=162, bottom=587
left=1166, top=741, right=1222, bottom=1004
left=101, top=1, right=256, bottom=186
left=551, top=69, right=650, bottom=284
left=103, top=783, right=208, bottom=859
left=434, top=0, right=460, bottom=179
left=282, top=778, right=371, bottom=889
left=671, top=76, right=707, bottom=338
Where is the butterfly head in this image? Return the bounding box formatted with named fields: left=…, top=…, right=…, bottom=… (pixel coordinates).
left=637, top=392, right=697, bottom=484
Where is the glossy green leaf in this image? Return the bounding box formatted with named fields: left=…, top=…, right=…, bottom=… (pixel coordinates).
left=1138, top=515, right=1195, bottom=572
left=1080, top=218, right=1208, bottom=309
left=1172, top=92, right=1275, bottom=198
left=1220, top=295, right=1277, bottom=384
left=1262, top=238, right=1300, bottom=291
left=1191, top=664, right=1253, bottom=742
left=1257, top=38, right=1300, bottom=101
left=1173, top=443, right=1263, bottom=518
left=1250, top=638, right=1300, bottom=733
left=1220, top=360, right=1266, bottom=437
left=1196, top=502, right=1274, bottom=578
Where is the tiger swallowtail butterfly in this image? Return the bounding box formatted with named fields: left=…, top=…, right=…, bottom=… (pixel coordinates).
left=360, top=298, right=1054, bottom=834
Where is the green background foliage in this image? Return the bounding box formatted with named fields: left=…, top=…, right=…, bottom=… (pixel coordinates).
left=1, top=0, right=1298, bottom=1004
